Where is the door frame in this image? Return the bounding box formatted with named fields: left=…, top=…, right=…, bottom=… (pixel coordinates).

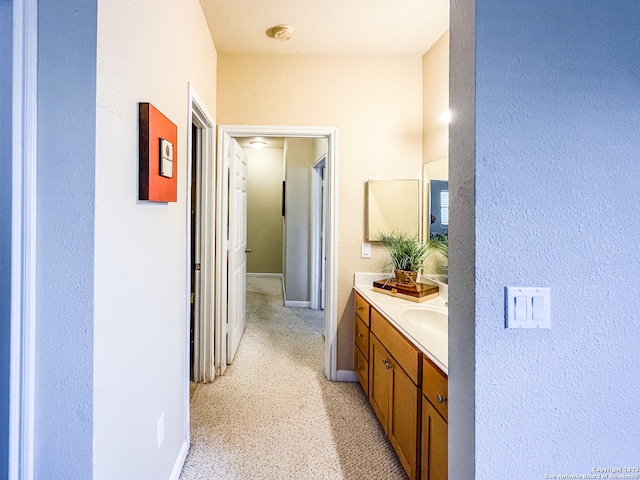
left=9, top=0, right=38, bottom=477
left=186, top=83, right=216, bottom=388
left=310, top=154, right=326, bottom=311
left=216, top=125, right=339, bottom=381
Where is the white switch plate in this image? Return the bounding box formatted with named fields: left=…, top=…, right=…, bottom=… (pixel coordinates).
left=505, top=287, right=551, bottom=329
left=361, top=242, right=371, bottom=259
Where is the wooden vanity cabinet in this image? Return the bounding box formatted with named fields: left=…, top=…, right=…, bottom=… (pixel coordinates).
left=370, top=309, right=421, bottom=480
left=354, top=293, right=370, bottom=394
left=353, top=289, right=448, bottom=480
left=421, top=397, right=448, bottom=480
left=421, top=356, right=448, bottom=480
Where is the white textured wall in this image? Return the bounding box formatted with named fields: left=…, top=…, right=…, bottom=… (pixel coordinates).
left=448, top=1, right=475, bottom=477
left=422, top=31, right=450, bottom=166
left=313, top=138, right=328, bottom=163
left=284, top=138, right=314, bottom=302
left=452, top=0, right=640, bottom=476
left=246, top=147, right=284, bottom=274
left=35, top=1, right=97, bottom=477
left=94, top=0, right=217, bottom=477
left=217, top=54, right=423, bottom=369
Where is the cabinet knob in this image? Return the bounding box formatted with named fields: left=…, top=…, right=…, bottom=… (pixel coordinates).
left=437, top=394, right=447, bottom=404
left=357, top=333, right=363, bottom=338
left=356, top=305, right=362, bottom=311
left=382, top=358, right=391, bottom=369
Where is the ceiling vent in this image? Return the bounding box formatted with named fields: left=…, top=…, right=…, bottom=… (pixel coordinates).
left=272, top=25, right=293, bottom=41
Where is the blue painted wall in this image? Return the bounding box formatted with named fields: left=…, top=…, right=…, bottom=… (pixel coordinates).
left=36, top=0, right=97, bottom=477
left=0, top=1, right=13, bottom=477
left=474, top=0, right=640, bottom=476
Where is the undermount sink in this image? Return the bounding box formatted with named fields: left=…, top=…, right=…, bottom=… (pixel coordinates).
left=394, top=304, right=448, bottom=335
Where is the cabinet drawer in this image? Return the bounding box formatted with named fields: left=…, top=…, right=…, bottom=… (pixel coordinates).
left=354, top=315, right=369, bottom=360
left=422, top=356, right=448, bottom=421
left=371, top=308, right=420, bottom=384
left=354, top=343, right=369, bottom=395
left=355, top=292, right=370, bottom=326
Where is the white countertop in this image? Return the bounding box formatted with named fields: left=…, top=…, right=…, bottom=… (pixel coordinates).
left=353, top=273, right=448, bottom=375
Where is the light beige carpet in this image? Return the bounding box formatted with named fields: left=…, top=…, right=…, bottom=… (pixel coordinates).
left=179, top=276, right=407, bottom=480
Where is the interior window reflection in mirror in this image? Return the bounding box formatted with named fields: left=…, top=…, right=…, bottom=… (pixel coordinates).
left=429, top=180, right=449, bottom=236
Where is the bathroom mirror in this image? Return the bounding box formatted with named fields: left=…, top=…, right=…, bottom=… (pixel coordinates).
left=422, top=160, right=449, bottom=283
left=422, top=160, right=449, bottom=240
left=428, top=180, right=449, bottom=236
left=367, top=179, right=420, bottom=241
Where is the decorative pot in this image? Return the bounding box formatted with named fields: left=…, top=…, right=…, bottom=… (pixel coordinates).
left=394, top=269, right=418, bottom=285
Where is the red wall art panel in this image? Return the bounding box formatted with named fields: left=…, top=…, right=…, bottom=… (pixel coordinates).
left=139, top=103, right=178, bottom=202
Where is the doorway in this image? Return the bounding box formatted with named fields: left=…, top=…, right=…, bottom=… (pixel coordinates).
left=215, top=126, right=339, bottom=381
left=186, top=85, right=216, bottom=387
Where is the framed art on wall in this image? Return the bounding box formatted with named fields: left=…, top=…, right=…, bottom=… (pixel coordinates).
left=139, top=102, right=178, bottom=202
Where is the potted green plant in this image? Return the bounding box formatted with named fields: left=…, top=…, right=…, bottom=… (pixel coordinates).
left=426, top=233, right=448, bottom=261
left=424, top=233, right=448, bottom=281
left=378, top=232, right=430, bottom=285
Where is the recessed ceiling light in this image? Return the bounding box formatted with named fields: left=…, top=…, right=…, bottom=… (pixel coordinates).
left=250, top=140, right=267, bottom=150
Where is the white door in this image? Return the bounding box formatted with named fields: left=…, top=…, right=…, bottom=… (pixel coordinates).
left=226, top=139, right=248, bottom=363
left=191, top=124, right=203, bottom=380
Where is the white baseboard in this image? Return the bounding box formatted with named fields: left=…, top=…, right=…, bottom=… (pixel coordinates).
left=169, top=440, right=189, bottom=480
left=284, top=300, right=311, bottom=308
left=336, top=370, right=358, bottom=382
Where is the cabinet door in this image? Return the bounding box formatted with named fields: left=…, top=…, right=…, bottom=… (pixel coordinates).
left=389, top=356, right=419, bottom=480
left=369, top=335, right=391, bottom=430
left=421, top=397, right=448, bottom=480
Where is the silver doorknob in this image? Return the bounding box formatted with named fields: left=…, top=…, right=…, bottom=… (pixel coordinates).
left=245, top=248, right=252, bottom=253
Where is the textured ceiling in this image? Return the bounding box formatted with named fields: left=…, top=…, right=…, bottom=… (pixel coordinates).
left=200, top=0, right=449, bottom=56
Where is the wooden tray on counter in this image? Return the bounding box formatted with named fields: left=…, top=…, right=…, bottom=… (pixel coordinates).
left=372, top=279, right=439, bottom=303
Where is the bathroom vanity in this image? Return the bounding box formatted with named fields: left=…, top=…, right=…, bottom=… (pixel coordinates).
left=354, top=278, right=448, bottom=480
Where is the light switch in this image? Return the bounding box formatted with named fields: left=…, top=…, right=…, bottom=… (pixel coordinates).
left=514, top=296, right=527, bottom=321
left=361, top=243, right=371, bottom=259
left=505, top=287, right=551, bottom=329
left=532, top=296, right=545, bottom=322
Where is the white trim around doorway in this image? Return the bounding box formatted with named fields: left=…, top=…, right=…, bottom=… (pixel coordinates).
left=186, top=83, right=216, bottom=384
left=9, top=0, right=38, bottom=478
left=179, top=84, right=215, bottom=479
left=217, top=125, right=339, bottom=381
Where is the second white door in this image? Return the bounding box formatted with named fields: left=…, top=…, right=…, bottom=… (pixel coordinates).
left=227, top=139, right=248, bottom=363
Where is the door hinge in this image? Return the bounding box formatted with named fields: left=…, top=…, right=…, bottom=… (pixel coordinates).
left=195, top=263, right=201, bottom=270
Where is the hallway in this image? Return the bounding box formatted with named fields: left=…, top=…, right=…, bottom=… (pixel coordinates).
left=180, top=276, right=407, bottom=479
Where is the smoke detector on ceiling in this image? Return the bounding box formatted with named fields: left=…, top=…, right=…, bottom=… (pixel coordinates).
left=272, top=25, right=293, bottom=41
